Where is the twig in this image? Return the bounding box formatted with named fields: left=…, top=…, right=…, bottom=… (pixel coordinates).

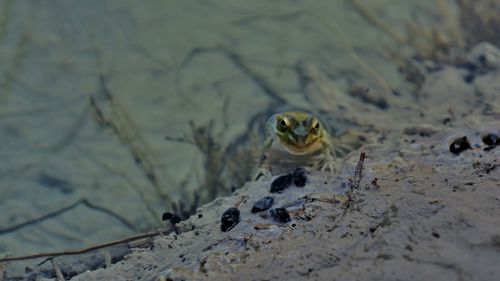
left=343, top=151, right=366, bottom=211
left=0, top=227, right=170, bottom=263
left=104, top=250, right=112, bottom=268
left=51, top=258, right=64, bottom=281
left=0, top=199, right=137, bottom=235
left=353, top=151, right=366, bottom=189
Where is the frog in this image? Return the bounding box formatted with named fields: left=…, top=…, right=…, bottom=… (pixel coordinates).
left=254, top=111, right=337, bottom=180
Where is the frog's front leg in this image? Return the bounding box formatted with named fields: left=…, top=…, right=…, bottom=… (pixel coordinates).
left=252, top=138, right=274, bottom=181
left=320, top=140, right=337, bottom=175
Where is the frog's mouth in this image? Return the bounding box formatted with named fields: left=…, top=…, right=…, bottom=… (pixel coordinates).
left=280, top=133, right=322, bottom=155
left=290, top=134, right=308, bottom=147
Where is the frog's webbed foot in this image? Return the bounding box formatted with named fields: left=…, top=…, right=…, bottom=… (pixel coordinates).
left=320, top=149, right=337, bottom=175
left=253, top=139, right=274, bottom=181
left=252, top=167, right=272, bottom=181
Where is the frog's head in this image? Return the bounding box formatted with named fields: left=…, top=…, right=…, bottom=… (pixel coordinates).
left=273, top=112, right=324, bottom=153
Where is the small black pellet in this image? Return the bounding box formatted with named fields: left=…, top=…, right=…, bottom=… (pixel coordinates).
left=270, top=173, right=293, bottom=193
left=162, top=212, right=182, bottom=225
left=221, top=207, right=240, bottom=232
left=269, top=207, right=291, bottom=223
left=482, top=133, right=499, bottom=147
left=292, top=167, right=307, bottom=187
left=251, top=196, right=274, bottom=213
left=449, top=136, right=471, bottom=154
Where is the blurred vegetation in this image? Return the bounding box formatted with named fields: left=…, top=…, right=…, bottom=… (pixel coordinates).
left=458, top=0, right=500, bottom=48
left=349, top=0, right=500, bottom=93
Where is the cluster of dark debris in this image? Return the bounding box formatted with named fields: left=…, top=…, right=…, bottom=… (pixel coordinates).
left=449, top=132, right=499, bottom=154
left=220, top=167, right=308, bottom=232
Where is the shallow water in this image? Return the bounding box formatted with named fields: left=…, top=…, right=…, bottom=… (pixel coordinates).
left=0, top=0, right=498, bottom=276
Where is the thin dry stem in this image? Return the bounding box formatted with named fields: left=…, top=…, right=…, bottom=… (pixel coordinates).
left=89, top=76, right=172, bottom=207
left=0, top=227, right=171, bottom=263
left=51, top=259, right=65, bottom=281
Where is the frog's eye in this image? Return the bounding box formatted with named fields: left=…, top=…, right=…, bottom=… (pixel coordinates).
left=277, top=118, right=288, bottom=131
left=311, top=120, right=320, bottom=130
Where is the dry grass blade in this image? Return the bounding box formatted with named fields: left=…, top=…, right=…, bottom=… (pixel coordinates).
left=89, top=75, right=171, bottom=208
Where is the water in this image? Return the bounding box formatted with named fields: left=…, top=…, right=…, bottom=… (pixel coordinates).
left=0, top=0, right=498, bottom=277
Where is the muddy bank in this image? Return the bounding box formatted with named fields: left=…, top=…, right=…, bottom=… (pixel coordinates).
left=65, top=126, right=499, bottom=281
left=1, top=1, right=499, bottom=280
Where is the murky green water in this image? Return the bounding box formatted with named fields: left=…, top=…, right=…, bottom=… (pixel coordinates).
left=0, top=0, right=498, bottom=276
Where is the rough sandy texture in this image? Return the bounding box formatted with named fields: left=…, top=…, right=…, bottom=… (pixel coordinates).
left=67, top=126, right=500, bottom=281
left=1, top=1, right=500, bottom=280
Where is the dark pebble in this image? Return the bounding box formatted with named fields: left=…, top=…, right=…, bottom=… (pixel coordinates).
left=270, top=173, right=293, bottom=193
left=482, top=133, right=499, bottom=147
left=269, top=207, right=291, bottom=223
left=449, top=136, right=471, bottom=154
left=251, top=196, right=274, bottom=213
left=463, top=73, right=475, bottom=84
left=292, top=167, right=307, bottom=187
left=162, top=212, right=182, bottom=225
left=221, top=207, right=240, bottom=232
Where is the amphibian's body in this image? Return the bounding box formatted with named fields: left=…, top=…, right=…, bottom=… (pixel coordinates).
left=255, top=111, right=336, bottom=178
